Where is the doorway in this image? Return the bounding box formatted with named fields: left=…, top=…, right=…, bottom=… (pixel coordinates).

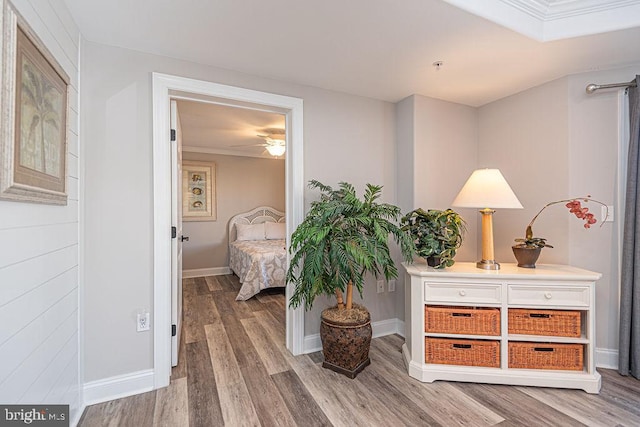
left=152, top=73, right=305, bottom=388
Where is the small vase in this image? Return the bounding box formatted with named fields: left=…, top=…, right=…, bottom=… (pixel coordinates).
left=512, top=246, right=542, bottom=268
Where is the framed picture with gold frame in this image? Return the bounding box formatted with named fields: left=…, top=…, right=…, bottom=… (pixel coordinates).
left=182, top=161, right=216, bottom=221
left=0, top=0, right=70, bottom=204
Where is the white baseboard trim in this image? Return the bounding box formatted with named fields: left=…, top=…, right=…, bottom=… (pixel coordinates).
left=182, top=267, right=231, bottom=278
left=83, top=369, right=155, bottom=406
left=303, top=318, right=404, bottom=354
left=71, top=404, right=85, bottom=427
left=596, top=347, right=618, bottom=369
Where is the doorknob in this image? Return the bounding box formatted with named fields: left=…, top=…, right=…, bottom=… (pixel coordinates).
left=180, top=236, right=189, bottom=242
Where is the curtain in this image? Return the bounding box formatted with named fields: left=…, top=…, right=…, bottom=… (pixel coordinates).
left=619, top=75, right=640, bottom=378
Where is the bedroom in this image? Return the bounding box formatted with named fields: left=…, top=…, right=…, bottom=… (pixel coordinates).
left=2, top=0, right=640, bottom=425
left=177, top=99, right=287, bottom=299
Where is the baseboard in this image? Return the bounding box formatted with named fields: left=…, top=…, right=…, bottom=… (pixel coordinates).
left=71, top=404, right=85, bottom=427
left=83, top=369, right=155, bottom=406
left=303, top=318, right=404, bottom=354
left=396, top=320, right=405, bottom=338
left=596, top=347, right=618, bottom=369
left=182, top=267, right=231, bottom=278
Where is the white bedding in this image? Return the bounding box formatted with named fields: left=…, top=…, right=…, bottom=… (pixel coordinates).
left=229, top=239, right=287, bottom=300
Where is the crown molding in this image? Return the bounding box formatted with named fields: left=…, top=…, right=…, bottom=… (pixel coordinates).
left=443, top=0, right=640, bottom=40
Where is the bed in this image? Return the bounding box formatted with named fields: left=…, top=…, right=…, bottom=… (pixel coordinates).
left=228, top=206, right=287, bottom=300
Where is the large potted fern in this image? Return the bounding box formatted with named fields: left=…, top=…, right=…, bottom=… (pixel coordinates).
left=287, top=180, right=415, bottom=378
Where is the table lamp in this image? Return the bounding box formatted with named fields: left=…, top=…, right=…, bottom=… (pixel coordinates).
left=452, top=169, right=523, bottom=270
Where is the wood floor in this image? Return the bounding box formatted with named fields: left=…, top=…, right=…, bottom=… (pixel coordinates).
left=79, top=274, right=640, bottom=427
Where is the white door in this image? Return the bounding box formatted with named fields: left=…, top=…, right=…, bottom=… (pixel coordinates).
left=170, top=100, right=184, bottom=367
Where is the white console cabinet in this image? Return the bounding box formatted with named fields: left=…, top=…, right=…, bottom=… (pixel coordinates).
left=402, top=261, right=602, bottom=393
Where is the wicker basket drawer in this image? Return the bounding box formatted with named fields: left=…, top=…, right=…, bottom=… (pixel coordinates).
left=509, top=309, right=581, bottom=337
left=425, top=337, right=500, bottom=367
left=508, top=342, right=584, bottom=371
left=425, top=306, right=500, bottom=336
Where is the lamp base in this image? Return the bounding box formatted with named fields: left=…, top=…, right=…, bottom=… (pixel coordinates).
left=476, top=259, right=500, bottom=270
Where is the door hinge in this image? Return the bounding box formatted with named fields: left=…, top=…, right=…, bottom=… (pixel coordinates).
left=172, top=324, right=177, bottom=337
left=170, top=129, right=176, bottom=141
left=171, top=226, right=177, bottom=238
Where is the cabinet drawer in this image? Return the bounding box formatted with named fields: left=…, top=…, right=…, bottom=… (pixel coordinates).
left=425, top=282, right=501, bottom=304
left=508, top=285, right=589, bottom=308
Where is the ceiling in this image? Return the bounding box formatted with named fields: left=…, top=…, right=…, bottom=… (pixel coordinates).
left=64, top=0, right=640, bottom=155
left=176, top=100, right=285, bottom=159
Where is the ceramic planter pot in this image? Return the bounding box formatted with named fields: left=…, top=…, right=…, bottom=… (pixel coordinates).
left=426, top=256, right=442, bottom=267
left=512, top=246, right=542, bottom=268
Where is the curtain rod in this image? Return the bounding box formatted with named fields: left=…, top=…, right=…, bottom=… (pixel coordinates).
left=586, top=80, right=637, bottom=94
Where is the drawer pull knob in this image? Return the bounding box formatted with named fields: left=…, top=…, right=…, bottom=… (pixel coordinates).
left=459, top=290, right=466, bottom=296
left=544, top=292, right=552, bottom=299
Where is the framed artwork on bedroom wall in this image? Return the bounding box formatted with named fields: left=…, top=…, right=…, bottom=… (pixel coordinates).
left=182, top=161, right=216, bottom=221
left=0, top=0, right=70, bottom=205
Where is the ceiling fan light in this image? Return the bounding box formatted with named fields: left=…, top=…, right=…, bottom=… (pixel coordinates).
left=266, top=144, right=285, bottom=157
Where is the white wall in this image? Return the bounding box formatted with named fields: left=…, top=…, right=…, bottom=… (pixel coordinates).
left=412, top=95, right=479, bottom=263
left=181, top=152, right=285, bottom=271
left=478, top=77, right=570, bottom=265
left=395, top=94, right=479, bottom=322
left=567, top=65, right=640, bottom=357
left=81, top=40, right=399, bottom=380
left=0, top=0, right=81, bottom=422
left=477, top=66, right=640, bottom=362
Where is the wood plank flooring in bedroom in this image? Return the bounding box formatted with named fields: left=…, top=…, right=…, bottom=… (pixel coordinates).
left=79, top=274, right=640, bottom=427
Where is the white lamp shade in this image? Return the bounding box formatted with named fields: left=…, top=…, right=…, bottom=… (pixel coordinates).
left=452, top=169, right=523, bottom=209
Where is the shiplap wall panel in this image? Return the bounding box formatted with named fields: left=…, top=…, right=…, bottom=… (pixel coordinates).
left=0, top=307, right=77, bottom=401
left=0, top=247, right=77, bottom=305
left=68, top=108, right=79, bottom=140
left=68, top=128, right=79, bottom=157
left=68, top=151, right=79, bottom=178
left=0, top=268, right=77, bottom=344
left=0, top=288, right=77, bottom=382
left=46, top=353, right=78, bottom=403
left=68, top=86, right=79, bottom=119
left=47, top=0, right=79, bottom=48
left=20, top=329, right=78, bottom=403
left=0, top=200, right=78, bottom=229
left=0, top=0, right=81, bottom=420
left=0, top=222, right=78, bottom=268
left=68, top=176, right=79, bottom=201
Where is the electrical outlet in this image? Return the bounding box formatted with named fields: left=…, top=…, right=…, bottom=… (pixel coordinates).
left=137, top=312, right=150, bottom=332
left=376, top=280, right=385, bottom=293
left=602, top=205, right=614, bottom=222
left=388, top=279, right=396, bottom=292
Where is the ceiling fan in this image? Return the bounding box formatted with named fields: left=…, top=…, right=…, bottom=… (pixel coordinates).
left=234, top=128, right=286, bottom=157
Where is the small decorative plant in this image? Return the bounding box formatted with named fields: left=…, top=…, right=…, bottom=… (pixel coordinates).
left=514, top=196, right=607, bottom=249
left=513, top=237, right=553, bottom=249
left=401, top=208, right=466, bottom=268
left=513, top=196, right=607, bottom=268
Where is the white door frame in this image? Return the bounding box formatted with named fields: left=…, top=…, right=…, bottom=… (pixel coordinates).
left=151, top=72, right=305, bottom=388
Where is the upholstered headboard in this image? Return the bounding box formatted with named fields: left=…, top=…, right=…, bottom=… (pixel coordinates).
left=228, top=206, right=286, bottom=244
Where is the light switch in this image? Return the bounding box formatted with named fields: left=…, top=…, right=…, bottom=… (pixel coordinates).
left=601, top=205, right=614, bottom=222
